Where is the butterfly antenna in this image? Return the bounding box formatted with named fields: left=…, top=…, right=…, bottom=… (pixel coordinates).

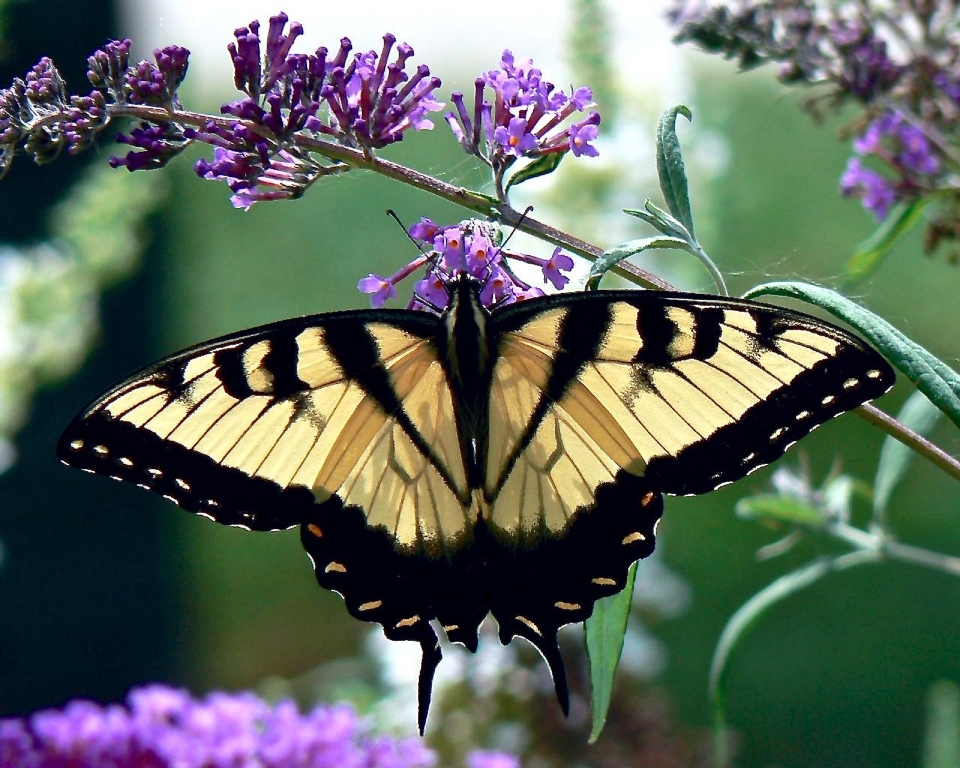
left=499, top=206, right=533, bottom=251
left=385, top=209, right=429, bottom=255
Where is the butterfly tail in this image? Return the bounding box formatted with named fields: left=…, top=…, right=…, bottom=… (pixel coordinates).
left=416, top=632, right=443, bottom=735
left=498, top=621, right=570, bottom=716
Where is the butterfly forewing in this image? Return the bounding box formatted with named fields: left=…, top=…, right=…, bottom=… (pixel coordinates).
left=488, top=291, right=895, bottom=500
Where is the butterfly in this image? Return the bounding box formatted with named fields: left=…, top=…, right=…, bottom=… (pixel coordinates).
left=57, top=276, right=894, bottom=732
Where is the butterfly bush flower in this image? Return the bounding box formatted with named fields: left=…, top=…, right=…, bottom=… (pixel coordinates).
left=668, top=0, right=960, bottom=255
left=0, top=12, right=442, bottom=201
left=186, top=14, right=442, bottom=208
left=0, top=684, right=452, bottom=768
left=840, top=110, right=941, bottom=221
left=445, top=51, right=601, bottom=198
left=358, top=218, right=577, bottom=312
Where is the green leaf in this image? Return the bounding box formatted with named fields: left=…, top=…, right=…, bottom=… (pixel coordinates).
left=709, top=551, right=878, bottom=768
left=735, top=493, right=824, bottom=528
left=742, top=281, right=960, bottom=431
left=585, top=236, right=694, bottom=290
left=624, top=200, right=693, bottom=241
left=656, top=105, right=695, bottom=240
left=846, top=199, right=928, bottom=283
left=874, top=390, right=943, bottom=520
left=585, top=562, right=637, bottom=743
left=922, top=680, right=960, bottom=768
left=504, top=152, right=564, bottom=193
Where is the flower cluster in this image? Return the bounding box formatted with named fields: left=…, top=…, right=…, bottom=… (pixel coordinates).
left=0, top=12, right=443, bottom=201
left=0, top=685, right=440, bottom=768
left=358, top=218, right=575, bottom=311
left=445, top=51, right=600, bottom=198
left=0, top=41, right=192, bottom=177
left=187, top=13, right=442, bottom=208
left=667, top=1, right=904, bottom=101
left=668, top=0, right=960, bottom=256
left=840, top=111, right=940, bottom=221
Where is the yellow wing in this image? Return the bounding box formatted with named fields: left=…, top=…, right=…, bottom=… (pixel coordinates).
left=484, top=290, right=894, bottom=532
left=57, top=311, right=479, bottom=559
left=478, top=290, right=892, bottom=679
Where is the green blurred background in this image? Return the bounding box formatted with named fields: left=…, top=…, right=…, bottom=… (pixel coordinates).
left=1, top=2, right=959, bottom=767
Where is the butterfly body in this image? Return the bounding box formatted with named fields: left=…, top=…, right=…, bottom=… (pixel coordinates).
left=58, top=280, right=894, bottom=732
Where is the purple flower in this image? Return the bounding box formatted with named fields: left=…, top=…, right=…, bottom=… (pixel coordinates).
left=468, top=750, right=521, bottom=768
left=321, top=34, right=443, bottom=149
left=493, top=116, right=538, bottom=157
left=897, top=122, right=939, bottom=175
left=840, top=157, right=897, bottom=220
left=86, top=38, right=132, bottom=93
left=193, top=15, right=441, bottom=207
left=568, top=117, right=599, bottom=158
left=110, top=120, right=188, bottom=171
left=0, top=685, right=450, bottom=768
left=125, top=46, right=190, bottom=106
left=358, top=274, right=398, bottom=307
left=444, top=51, right=600, bottom=196
left=843, top=109, right=941, bottom=220
left=833, top=24, right=902, bottom=101
left=413, top=272, right=451, bottom=310
left=408, top=217, right=440, bottom=243
left=541, top=247, right=575, bottom=289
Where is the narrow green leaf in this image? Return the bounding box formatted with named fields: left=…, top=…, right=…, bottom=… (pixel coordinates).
left=585, top=236, right=694, bottom=290
left=742, top=281, right=960, bottom=431
left=846, top=199, right=927, bottom=283
left=735, top=494, right=824, bottom=528
left=504, top=152, right=564, bottom=193
left=709, top=552, right=878, bottom=768
left=624, top=200, right=693, bottom=241
left=586, top=562, right=637, bottom=743
left=656, top=105, right=695, bottom=240
left=922, top=680, right=960, bottom=768
left=874, top=390, right=943, bottom=520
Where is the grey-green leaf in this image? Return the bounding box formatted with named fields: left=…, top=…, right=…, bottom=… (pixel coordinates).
left=846, top=199, right=928, bottom=283
left=735, top=493, right=824, bottom=528
left=742, top=281, right=960, bottom=431
left=585, top=236, right=693, bottom=290
left=656, top=105, right=695, bottom=240
left=504, top=152, right=564, bottom=193
left=586, top=562, right=637, bottom=743
left=624, top=200, right=693, bottom=241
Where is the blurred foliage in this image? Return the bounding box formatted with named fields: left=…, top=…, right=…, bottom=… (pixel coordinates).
left=923, top=680, right=960, bottom=768
left=0, top=166, right=164, bottom=469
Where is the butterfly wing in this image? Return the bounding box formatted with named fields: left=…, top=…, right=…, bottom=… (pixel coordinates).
left=57, top=310, right=486, bottom=731
left=482, top=290, right=894, bottom=707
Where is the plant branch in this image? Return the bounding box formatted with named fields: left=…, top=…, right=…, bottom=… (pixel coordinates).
left=856, top=402, right=960, bottom=483
left=111, top=104, right=676, bottom=291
